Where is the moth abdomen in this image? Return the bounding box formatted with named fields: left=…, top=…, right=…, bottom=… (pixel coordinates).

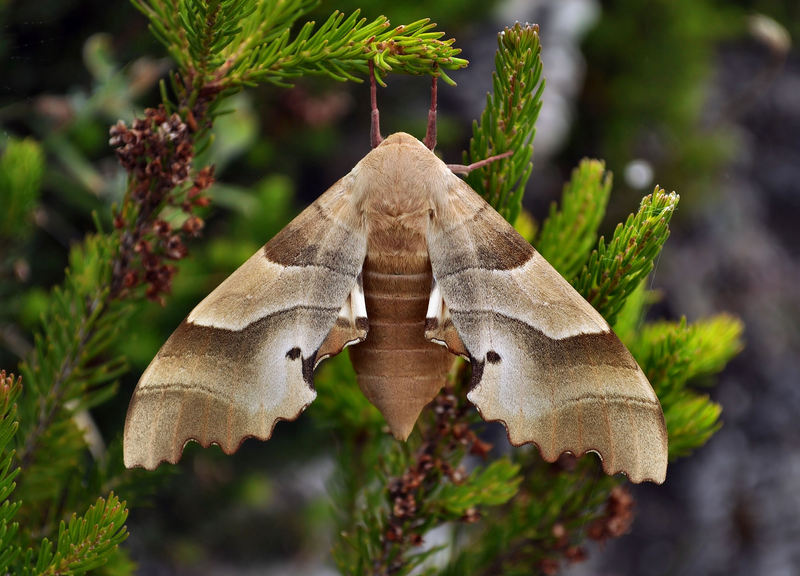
left=348, top=263, right=454, bottom=440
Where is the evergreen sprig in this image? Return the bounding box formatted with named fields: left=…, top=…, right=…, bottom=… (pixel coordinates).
left=0, top=372, right=129, bottom=575
left=466, top=22, right=544, bottom=224
left=574, top=188, right=679, bottom=325
left=15, top=235, right=129, bottom=516
left=536, top=159, right=613, bottom=280
left=23, top=494, right=128, bottom=576
left=133, top=0, right=467, bottom=90
left=631, top=315, right=743, bottom=458
left=437, top=459, right=521, bottom=516
left=0, top=371, right=22, bottom=573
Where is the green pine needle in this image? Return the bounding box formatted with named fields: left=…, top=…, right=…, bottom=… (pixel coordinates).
left=536, top=159, right=613, bottom=281
left=15, top=235, right=130, bottom=511
left=466, top=22, right=544, bottom=224
left=626, top=314, right=743, bottom=459
left=438, top=459, right=521, bottom=515
left=663, top=393, right=722, bottom=460
left=632, top=315, right=744, bottom=398
left=574, top=188, right=679, bottom=325
left=0, top=372, right=22, bottom=573
left=132, top=0, right=467, bottom=89
left=31, top=494, right=128, bottom=575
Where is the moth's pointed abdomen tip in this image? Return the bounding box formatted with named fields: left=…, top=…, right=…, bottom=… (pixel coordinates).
left=382, top=410, right=418, bottom=442
left=390, top=425, right=413, bottom=442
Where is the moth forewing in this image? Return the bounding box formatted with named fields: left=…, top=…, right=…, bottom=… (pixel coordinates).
left=123, top=176, right=369, bottom=470
left=425, top=170, right=668, bottom=484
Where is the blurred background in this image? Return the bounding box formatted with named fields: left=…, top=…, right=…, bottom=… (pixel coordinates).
left=1, top=0, right=798, bottom=574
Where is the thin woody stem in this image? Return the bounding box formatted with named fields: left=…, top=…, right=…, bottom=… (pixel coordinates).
left=369, top=61, right=383, bottom=148
left=447, top=150, right=514, bottom=175
left=423, top=74, right=438, bottom=150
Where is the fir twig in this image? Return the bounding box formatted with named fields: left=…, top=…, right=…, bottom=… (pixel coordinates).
left=0, top=371, right=22, bottom=573
left=133, top=0, right=468, bottom=89
left=574, top=188, right=679, bottom=324
left=15, top=236, right=128, bottom=517
left=466, top=22, right=544, bottom=224
left=27, top=494, right=128, bottom=575
left=536, top=159, right=613, bottom=280
left=630, top=315, right=743, bottom=458
left=371, top=384, right=501, bottom=574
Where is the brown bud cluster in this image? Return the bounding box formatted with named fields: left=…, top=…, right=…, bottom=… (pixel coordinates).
left=587, top=485, right=635, bottom=541
left=432, top=390, right=493, bottom=458
left=536, top=522, right=589, bottom=574
left=0, top=370, right=21, bottom=396
left=532, top=486, right=634, bottom=574
left=109, top=105, right=214, bottom=303
left=381, top=388, right=493, bottom=555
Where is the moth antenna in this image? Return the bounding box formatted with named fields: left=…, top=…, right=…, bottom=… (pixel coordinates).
left=447, top=150, right=514, bottom=175
left=369, top=61, right=383, bottom=148
left=423, top=73, right=438, bottom=150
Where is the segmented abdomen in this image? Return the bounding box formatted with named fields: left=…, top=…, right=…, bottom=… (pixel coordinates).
left=348, top=258, right=453, bottom=439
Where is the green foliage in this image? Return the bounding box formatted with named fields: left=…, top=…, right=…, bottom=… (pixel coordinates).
left=574, top=189, right=678, bottom=325
left=437, top=460, right=521, bottom=516
left=0, top=371, right=129, bottom=575
left=0, top=372, right=23, bottom=573
left=442, top=460, right=617, bottom=576
left=630, top=316, right=744, bottom=458
left=23, top=494, right=128, bottom=576
left=466, top=22, right=544, bottom=224
left=536, top=159, right=612, bottom=280
left=15, top=235, right=129, bottom=512
left=134, top=0, right=468, bottom=90
left=0, top=139, right=44, bottom=242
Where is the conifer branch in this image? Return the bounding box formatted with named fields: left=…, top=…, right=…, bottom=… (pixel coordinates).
left=28, top=494, right=128, bottom=575
left=574, top=188, right=679, bottom=324
left=466, top=23, right=544, bottom=224
left=17, top=235, right=126, bottom=506
left=536, top=159, right=612, bottom=280
left=630, top=315, right=743, bottom=458
left=0, top=371, right=22, bottom=573
left=133, top=0, right=467, bottom=90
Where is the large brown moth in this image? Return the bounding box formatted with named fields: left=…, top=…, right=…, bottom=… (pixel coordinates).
left=124, top=72, right=668, bottom=484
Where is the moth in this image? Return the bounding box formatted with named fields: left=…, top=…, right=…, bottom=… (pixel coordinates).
left=124, top=73, right=668, bottom=484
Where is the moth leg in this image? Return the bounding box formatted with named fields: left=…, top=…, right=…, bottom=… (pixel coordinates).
left=369, top=61, right=383, bottom=148
left=424, top=278, right=468, bottom=358
left=423, top=73, right=438, bottom=151
left=447, top=150, right=514, bottom=175
left=315, top=274, right=369, bottom=367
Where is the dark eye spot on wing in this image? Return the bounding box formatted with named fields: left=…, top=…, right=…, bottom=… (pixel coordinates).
left=286, top=347, right=302, bottom=360
left=486, top=351, right=501, bottom=364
